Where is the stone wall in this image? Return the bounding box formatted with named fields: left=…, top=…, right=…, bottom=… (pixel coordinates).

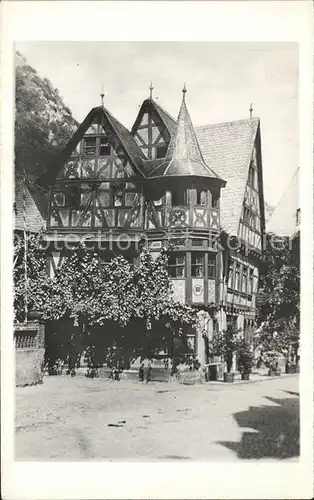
left=14, top=321, right=45, bottom=387
left=16, top=348, right=45, bottom=386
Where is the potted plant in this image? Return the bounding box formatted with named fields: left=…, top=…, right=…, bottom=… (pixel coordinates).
left=285, top=359, right=296, bottom=374
left=237, top=338, right=255, bottom=380
left=208, top=328, right=238, bottom=383
left=262, top=351, right=279, bottom=376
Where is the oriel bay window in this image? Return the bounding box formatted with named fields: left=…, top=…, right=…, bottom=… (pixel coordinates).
left=169, top=253, right=186, bottom=278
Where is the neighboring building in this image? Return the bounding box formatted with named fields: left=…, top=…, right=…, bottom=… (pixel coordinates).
left=14, top=172, right=47, bottom=234
left=267, top=167, right=300, bottom=238
left=36, top=88, right=266, bottom=363
left=267, top=167, right=300, bottom=266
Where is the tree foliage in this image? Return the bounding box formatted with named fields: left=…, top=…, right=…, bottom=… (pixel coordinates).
left=15, top=51, right=78, bottom=179
left=255, top=233, right=300, bottom=362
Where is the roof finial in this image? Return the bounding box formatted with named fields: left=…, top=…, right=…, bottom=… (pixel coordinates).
left=149, top=81, right=153, bottom=99
left=249, top=102, right=253, bottom=119
left=182, top=83, right=187, bottom=101
left=100, top=91, right=105, bottom=107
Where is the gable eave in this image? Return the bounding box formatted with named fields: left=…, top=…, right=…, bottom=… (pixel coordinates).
left=37, top=106, right=147, bottom=189
left=36, top=107, right=100, bottom=188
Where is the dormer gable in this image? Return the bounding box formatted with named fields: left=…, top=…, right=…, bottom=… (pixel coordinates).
left=131, top=98, right=176, bottom=160
left=37, top=106, right=146, bottom=188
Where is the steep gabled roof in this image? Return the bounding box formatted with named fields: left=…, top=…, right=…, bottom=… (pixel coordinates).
left=148, top=91, right=225, bottom=182
left=131, top=98, right=177, bottom=137
left=267, top=167, right=299, bottom=237
left=15, top=173, right=47, bottom=232
left=195, top=117, right=260, bottom=234
left=37, top=106, right=147, bottom=188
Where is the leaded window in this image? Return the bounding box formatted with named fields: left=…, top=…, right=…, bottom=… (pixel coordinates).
left=208, top=255, right=216, bottom=279
left=191, top=254, right=204, bottom=277
left=169, top=253, right=186, bottom=278
left=196, top=189, right=207, bottom=206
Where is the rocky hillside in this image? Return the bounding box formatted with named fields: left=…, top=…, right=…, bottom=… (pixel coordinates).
left=15, top=51, right=79, bottom=181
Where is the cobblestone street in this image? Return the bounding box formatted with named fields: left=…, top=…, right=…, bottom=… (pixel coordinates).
left=15, top=374, right=299, bottom=461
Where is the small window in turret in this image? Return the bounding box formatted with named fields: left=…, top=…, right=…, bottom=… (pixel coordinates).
left=211, top=191, right=219, bottom=208
left=171, top=190, right=188, bottom=206
left=196, top=189, right=207, bottom=206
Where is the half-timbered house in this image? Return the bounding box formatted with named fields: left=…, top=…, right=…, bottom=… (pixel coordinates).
left=36, top=87, right=266, bottom=365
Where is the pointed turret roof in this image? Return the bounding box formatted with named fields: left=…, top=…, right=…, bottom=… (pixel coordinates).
left=148, top=87, right=225, bottom=183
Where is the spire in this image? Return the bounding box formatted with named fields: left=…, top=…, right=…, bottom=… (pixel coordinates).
left=100, top=91, right=105, bottom=107
left=249, top=102, right=253, bottom=119
left=149, top=81, right=153, bottom=99
left=163, top=87, right=221, bottom=179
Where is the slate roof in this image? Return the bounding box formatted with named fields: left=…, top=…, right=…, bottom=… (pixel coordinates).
left=104, top=106, right=147, bottom=166
left=34, top=96, right=263, bottom=237
left=195, top=118, right=260, bottom=235
left=148, top=94, right=225, bottom=182
left=150, top=99, right=177, bottom=135
left=267, top=167, right=299, bottom=237
left=14, top=173, right=47, bottom=232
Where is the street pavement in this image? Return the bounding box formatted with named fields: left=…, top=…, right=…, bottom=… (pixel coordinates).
left=15, top=374, right=299, bottom=461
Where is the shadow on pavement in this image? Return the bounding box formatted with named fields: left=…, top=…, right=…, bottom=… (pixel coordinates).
left=217, top=394, right=300, bottom=459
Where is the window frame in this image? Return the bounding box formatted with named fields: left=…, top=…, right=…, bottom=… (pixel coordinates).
left=83, top=136, right=97, bottom=157
left=168, top=252, right=186, bottom=278
left=155, top=144, right=168, bottom=159
left=241, top=265, right=248, bottom=294
left=208, top=254, right=216, bottom=279
left=248, top=268, right=254, bottom=296
left=196, top=189, right=208, bottom=206
left=99, top=136, right=111, bottom=157
left=191, top=253, right=205, bottom=278
left=211, top=190, right=219, bottom=209
left=234, top=263, right=241, bottom=291
left=171, top=189, right=188, bottom=207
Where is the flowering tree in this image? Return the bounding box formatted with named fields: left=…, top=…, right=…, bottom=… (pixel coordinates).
left=14, top=237, right=199, bottom=371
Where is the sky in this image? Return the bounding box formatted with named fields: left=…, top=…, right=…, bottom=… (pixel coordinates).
left=16, top=41, right=298, bottom=207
